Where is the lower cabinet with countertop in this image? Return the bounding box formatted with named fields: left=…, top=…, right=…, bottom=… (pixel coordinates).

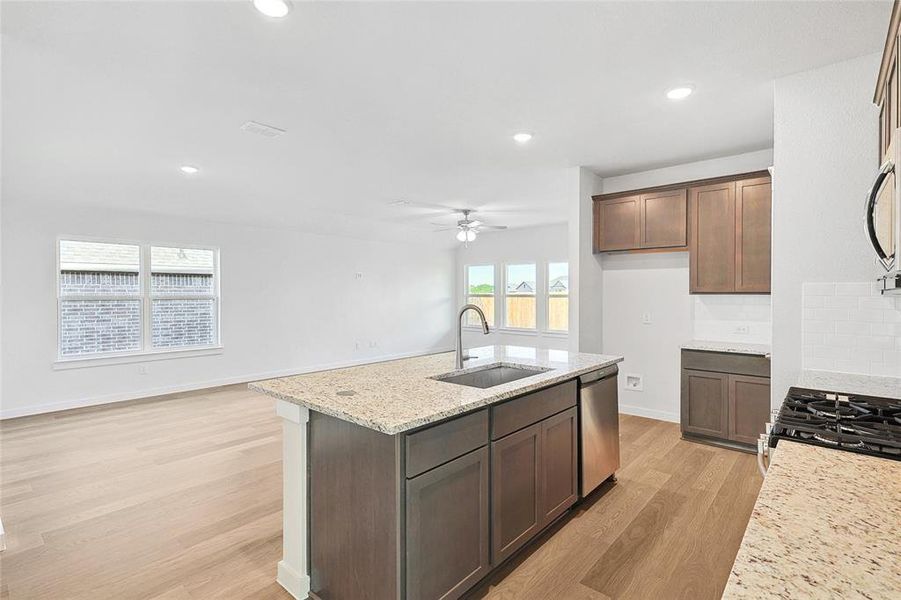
left=309, top=378, right=590, bottom=600
left=680, top=347, right=771, bottom=452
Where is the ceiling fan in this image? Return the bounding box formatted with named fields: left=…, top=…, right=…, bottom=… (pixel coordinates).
left=431, top=209, right=508, bottom=244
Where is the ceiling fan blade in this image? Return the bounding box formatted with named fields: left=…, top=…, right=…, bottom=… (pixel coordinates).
left=467, top=220, right=482, bottom=227
left=479, top=225, right=509, bottom=230
left=432, top=227, right=456, bottom=232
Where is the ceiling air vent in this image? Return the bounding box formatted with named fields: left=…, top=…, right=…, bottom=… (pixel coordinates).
left=240, top=121, right=286, bottom=138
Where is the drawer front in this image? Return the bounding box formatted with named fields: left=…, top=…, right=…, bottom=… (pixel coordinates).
left=405, top=409, right=489, bottom=478
left=681, top=350, right=770, bottom=378
left=491, top=380, right=577, bottom=440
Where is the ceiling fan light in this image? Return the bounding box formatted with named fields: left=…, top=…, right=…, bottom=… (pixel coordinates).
left=466, top=230, right=477, bottom=242
left=456, top=230, right=468, bottom=242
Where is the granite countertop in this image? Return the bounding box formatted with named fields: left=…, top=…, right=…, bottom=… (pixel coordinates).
left=797, top=369, right=901, bottom=400
left=723, top=441, right=901, bottom=599
left=681, top=340, right=771, bottom=357
left=250, top=345, right=623, bottom=434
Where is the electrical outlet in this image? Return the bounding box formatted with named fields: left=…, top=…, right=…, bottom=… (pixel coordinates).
left=641, top=312, right=652, bottom=325
left=369, top=341, right=378, bottom=348
left=355, top=272, right=363, bottom=279
left=625, top=374, right=643, bottom=391
left=138, top=364, right=148, bottom=375
left=734, top=325, right=750, bottom=335
left=354, top=341, right=361, bottom=350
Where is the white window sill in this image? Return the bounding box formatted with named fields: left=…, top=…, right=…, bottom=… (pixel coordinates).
left=53, top=345, right=224, bottom=370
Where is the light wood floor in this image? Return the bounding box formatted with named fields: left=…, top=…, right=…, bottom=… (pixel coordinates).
left=0, top=386, right=761, bottom=600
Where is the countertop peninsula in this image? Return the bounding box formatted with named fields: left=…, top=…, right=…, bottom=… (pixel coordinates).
left=723, top=440, right=901, bottom=599
left=251, top=345, right=623, bottom=434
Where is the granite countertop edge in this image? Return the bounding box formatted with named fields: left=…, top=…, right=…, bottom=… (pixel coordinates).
left=250, top=350, right=624, bottom=435
left=680, top=340, right=772, bottom=357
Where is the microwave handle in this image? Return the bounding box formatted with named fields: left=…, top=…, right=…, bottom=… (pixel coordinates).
left=865, top=159, right=894, bottom=263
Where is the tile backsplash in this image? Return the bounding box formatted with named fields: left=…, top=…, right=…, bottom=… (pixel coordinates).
left=802, top=282, right=901, bottom=377
left=692, top=295, right=772, bottom=344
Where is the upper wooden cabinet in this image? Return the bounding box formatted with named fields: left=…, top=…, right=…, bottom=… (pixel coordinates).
left=594, top=189, right=687, bottom=252
left=594, top=195, right=640, bottom=251
left=593, top=171, right=771, bottom=294
left=875, top=0, right=901, bottom=165
left=690, top=176, right=772, bottom=294
left=640, top=189, right=688, bottom=248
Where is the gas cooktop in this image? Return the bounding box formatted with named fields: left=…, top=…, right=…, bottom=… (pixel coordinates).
left=769, top=387, right=901, bottom=461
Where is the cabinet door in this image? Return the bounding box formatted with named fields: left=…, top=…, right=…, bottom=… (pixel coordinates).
left=539, top=407, right=578, bottom=527
left=681, top=369, right=729, bottom=439
left=689, top=182, right=736, bottom=293
left=735, top=177, right=772, bottom=293
left=491, top=423, right=541, bottom=565
left=406, top=447, right=490, bottom=600
left=595, top=196, right=640, bottom=252
left=640, top=189, right=688, bottom=249
left=728, top=375, right=771, bottom=446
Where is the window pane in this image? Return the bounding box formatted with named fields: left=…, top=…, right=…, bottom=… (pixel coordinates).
left=59, top=240, right=140, bottom=296
left=59, top=299, right=142, bottom=356
left=152, top=299, right=217, bottom=349
left=151, top=247, right=215, bottom=295
left=505, top=263, right=536, bottom=329
left=548, top=262, right=568, bottom=331
left=466, top=265, right=495, bottom=326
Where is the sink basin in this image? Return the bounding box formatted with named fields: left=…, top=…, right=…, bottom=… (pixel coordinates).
left=433, top=363, right=552, bottom=389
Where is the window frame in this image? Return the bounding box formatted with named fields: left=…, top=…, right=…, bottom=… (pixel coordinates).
left=463, top=263, right=497, bottom=328
left=55, top=235, right=222, bottom=367
left=545, top=260, right=569, bottom=333
left=502, top=261, right=538, bottom=331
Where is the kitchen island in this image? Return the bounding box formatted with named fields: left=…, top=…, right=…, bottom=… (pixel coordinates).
left=250, top=345, right=623, bottom=600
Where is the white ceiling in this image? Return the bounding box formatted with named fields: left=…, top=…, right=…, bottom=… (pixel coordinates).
left=1, top=1, right=892, bottom=243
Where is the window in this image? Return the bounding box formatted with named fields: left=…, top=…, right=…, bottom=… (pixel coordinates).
left=58, top=239, right=219, bottom=359
left=465, top=264, right=495, bottom=326
left=505, top=263, right=536, bottom=329
left=547, top=262, right=569, bottom=332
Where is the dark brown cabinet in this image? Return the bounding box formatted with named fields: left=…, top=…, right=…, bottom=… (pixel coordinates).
left=681, top=369, right=729, bottom=439
left=689, top=176, right=772, bottom=294
left=640, top=189, right=688, bottom=249
left=735, top=177, right=772, bottom=293
left=491, top=423, right=541, bottom=564
left=728, top=375, right=772, bottom=445
left=539, top=407, right=578, bottom=525
left=689, top=182, right=736, bottom=293
left=406, top=447, right=490, bottom=600
left=594, top=195, right=640, bottom=251
left=680, top=350, right=771, bottom=451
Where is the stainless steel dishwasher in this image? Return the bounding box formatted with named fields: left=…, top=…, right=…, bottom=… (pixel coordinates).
left=579, top=365, right=620, bottom=496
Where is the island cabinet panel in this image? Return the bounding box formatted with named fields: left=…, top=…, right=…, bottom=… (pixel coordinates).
left=681, top=369, right=729, bottom=439
left=539, top=407, right=578, bottom=525
left=309, top=412, right=401, bottom=600
left=491, top=423, right=542, bottom=564
left=689, top=182, right=736, bottom=293
left=406, top=446, right=490, bottom=600
left=640, top=188, right=688, bottom=249
left=735, top=177, right=773, bottom=293
left=594, top=196, right=640, bottom=251
left=405, top=409, right=488, bottom=478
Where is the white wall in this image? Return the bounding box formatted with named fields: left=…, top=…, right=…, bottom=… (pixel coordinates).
left=1, top=199, right=455, bottom=418
left=457, top=224, right=569, bottom=350
left=772, top=52, right=884, bottom=405
left=596, top=149, right=774, bottom=422
left=574, top=167, right=604, bottom=354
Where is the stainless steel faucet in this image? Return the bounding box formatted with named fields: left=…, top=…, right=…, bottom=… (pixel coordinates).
left=456, top=304, right=490, bottom=369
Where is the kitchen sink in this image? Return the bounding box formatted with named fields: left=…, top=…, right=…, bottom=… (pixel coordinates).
left=432, top=363, right=551, bottom=389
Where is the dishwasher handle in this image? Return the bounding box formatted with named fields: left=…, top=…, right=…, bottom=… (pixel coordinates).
left=579, top=364, right=618, bottom=385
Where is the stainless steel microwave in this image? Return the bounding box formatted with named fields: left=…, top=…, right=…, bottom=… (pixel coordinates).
left=865, top=130, right=901, bottom=293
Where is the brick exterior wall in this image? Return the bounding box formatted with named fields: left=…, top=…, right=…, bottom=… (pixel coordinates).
left=59, top=271, right=216, bottom=356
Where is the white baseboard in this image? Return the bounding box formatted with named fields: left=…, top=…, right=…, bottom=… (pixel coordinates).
left=1, top=346, right=454, bottom=420
left=277, top=560, right=310, bottom=599
left=619, top=403, right=680, bottom=424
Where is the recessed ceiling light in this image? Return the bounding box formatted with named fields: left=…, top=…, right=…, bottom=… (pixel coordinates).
left=179, top=165, right=199, bottom=174
left=513, top=132, right=533, bottom=144
left=666, top=86, right=694, bottom=101
left=253, top=0, right=290, bottom=18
